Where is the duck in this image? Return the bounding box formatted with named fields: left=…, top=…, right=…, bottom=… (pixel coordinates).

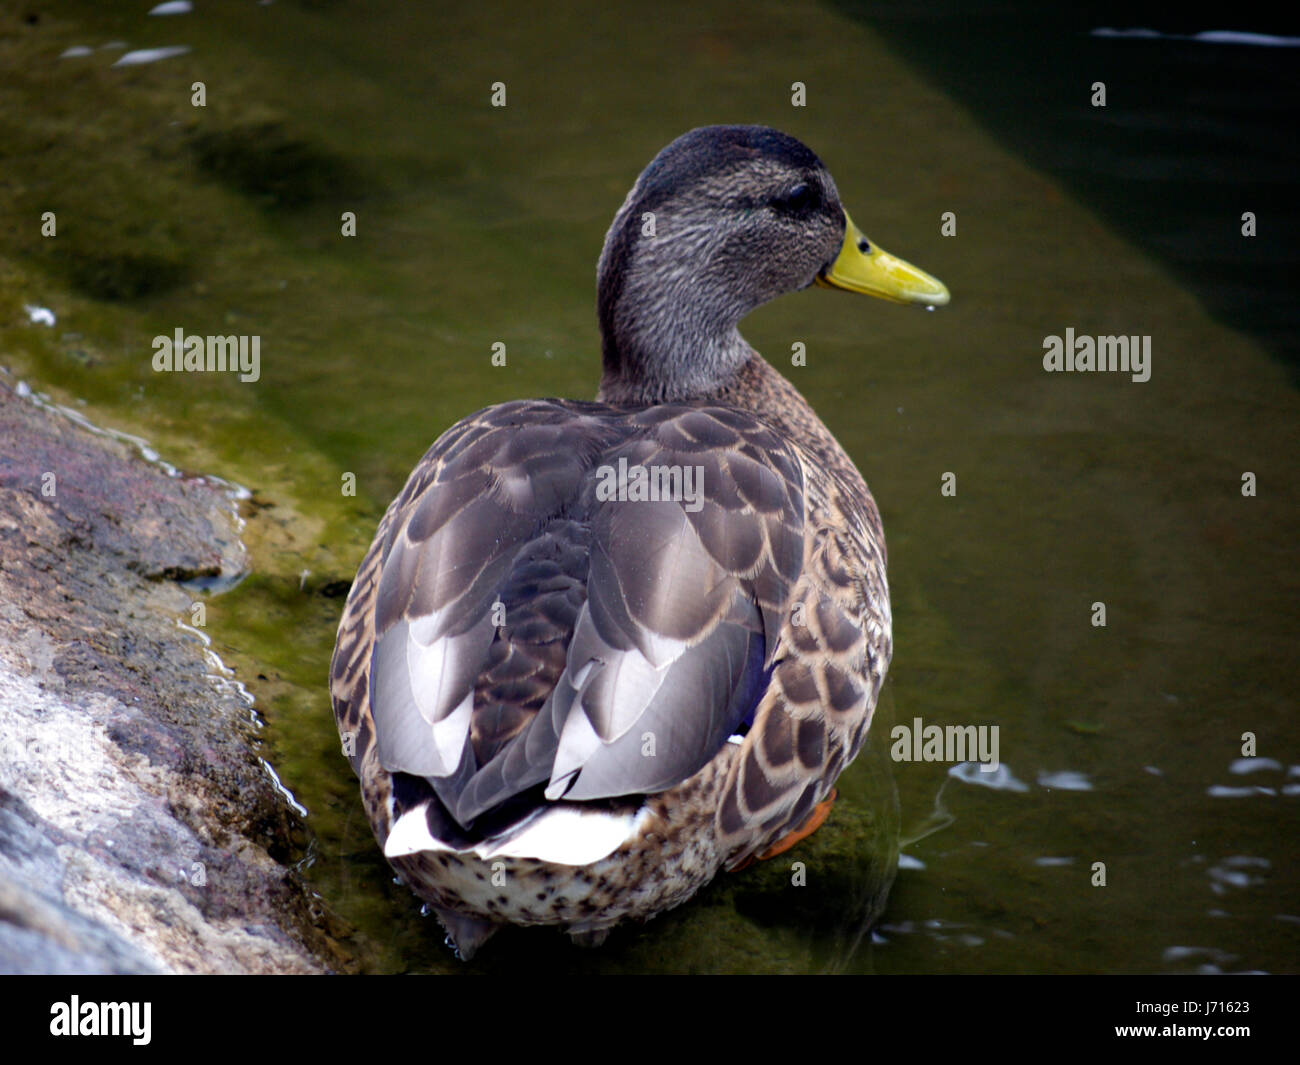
left=329, top=124, right=948, bottom=960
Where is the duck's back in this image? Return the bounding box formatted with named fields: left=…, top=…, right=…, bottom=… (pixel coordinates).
left=329, top=395, right=849, bottom=853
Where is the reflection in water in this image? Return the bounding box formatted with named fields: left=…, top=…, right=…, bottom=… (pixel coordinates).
left=1036, top=770, right=1093, bottom=791
left=949, top=762, right=1029, bottom=792
left=111, top=46, right=191, bottom=67
left=1090, top=28, right=1300, bottom=47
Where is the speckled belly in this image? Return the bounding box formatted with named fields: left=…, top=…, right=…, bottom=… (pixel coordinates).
left=388, top=755, right=733, bottom=931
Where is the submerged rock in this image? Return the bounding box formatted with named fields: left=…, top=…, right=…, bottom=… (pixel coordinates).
left=0, top=375, right=340, bottom=974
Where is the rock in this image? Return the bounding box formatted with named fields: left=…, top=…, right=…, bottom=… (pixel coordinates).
left=0, top=374, right=341, bottom=974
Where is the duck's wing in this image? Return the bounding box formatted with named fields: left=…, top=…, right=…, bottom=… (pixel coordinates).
left=331, top=400, right=808, bottom=837
left=716, top=463, right=892, bottom=866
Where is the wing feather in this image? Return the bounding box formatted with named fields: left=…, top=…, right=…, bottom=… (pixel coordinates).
left=334, top=399, right=837, bottom=851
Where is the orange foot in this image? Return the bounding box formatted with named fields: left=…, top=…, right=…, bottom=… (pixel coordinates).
left=730, top=788, right=838, bottom=871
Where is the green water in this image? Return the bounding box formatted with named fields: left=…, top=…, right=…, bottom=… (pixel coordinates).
left=2, top=1, right=1296, bottom=973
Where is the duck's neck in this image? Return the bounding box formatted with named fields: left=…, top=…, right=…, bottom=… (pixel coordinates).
left=598, top=326, right=751, bottom=405
left=703, top=354, right=861, bottom=482
left=596, top=221, right=761, bottom=405
left=599, top=341, right=861, bottom=490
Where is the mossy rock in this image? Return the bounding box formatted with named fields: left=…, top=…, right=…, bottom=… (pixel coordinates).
left=190, top=120, right=363, bottom=209
left=726, top=797, right=900, bottom=937
left=58, top=247, right=188, bottom=300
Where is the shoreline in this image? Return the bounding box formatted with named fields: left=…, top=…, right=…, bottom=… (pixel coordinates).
left=0, top=371, right=344, bottom=974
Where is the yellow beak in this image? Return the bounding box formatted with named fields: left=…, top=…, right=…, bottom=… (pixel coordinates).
left=815, top=210, right=950, bottom=306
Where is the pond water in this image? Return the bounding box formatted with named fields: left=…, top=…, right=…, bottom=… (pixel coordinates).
left=3, top=0, right=1296, bottom=973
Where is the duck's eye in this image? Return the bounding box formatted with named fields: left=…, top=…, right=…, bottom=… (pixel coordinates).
left=772, top=183, right=816, bottom=213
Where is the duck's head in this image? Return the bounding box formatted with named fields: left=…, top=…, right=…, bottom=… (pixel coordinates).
left=597, top=124, right=948, bottom=404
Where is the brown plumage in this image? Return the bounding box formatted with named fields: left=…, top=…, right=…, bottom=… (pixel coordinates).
left=329, top=125, right=947, bottom=959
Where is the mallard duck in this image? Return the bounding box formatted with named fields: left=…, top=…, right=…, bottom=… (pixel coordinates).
left=330, top=125, right=947, bottom=959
